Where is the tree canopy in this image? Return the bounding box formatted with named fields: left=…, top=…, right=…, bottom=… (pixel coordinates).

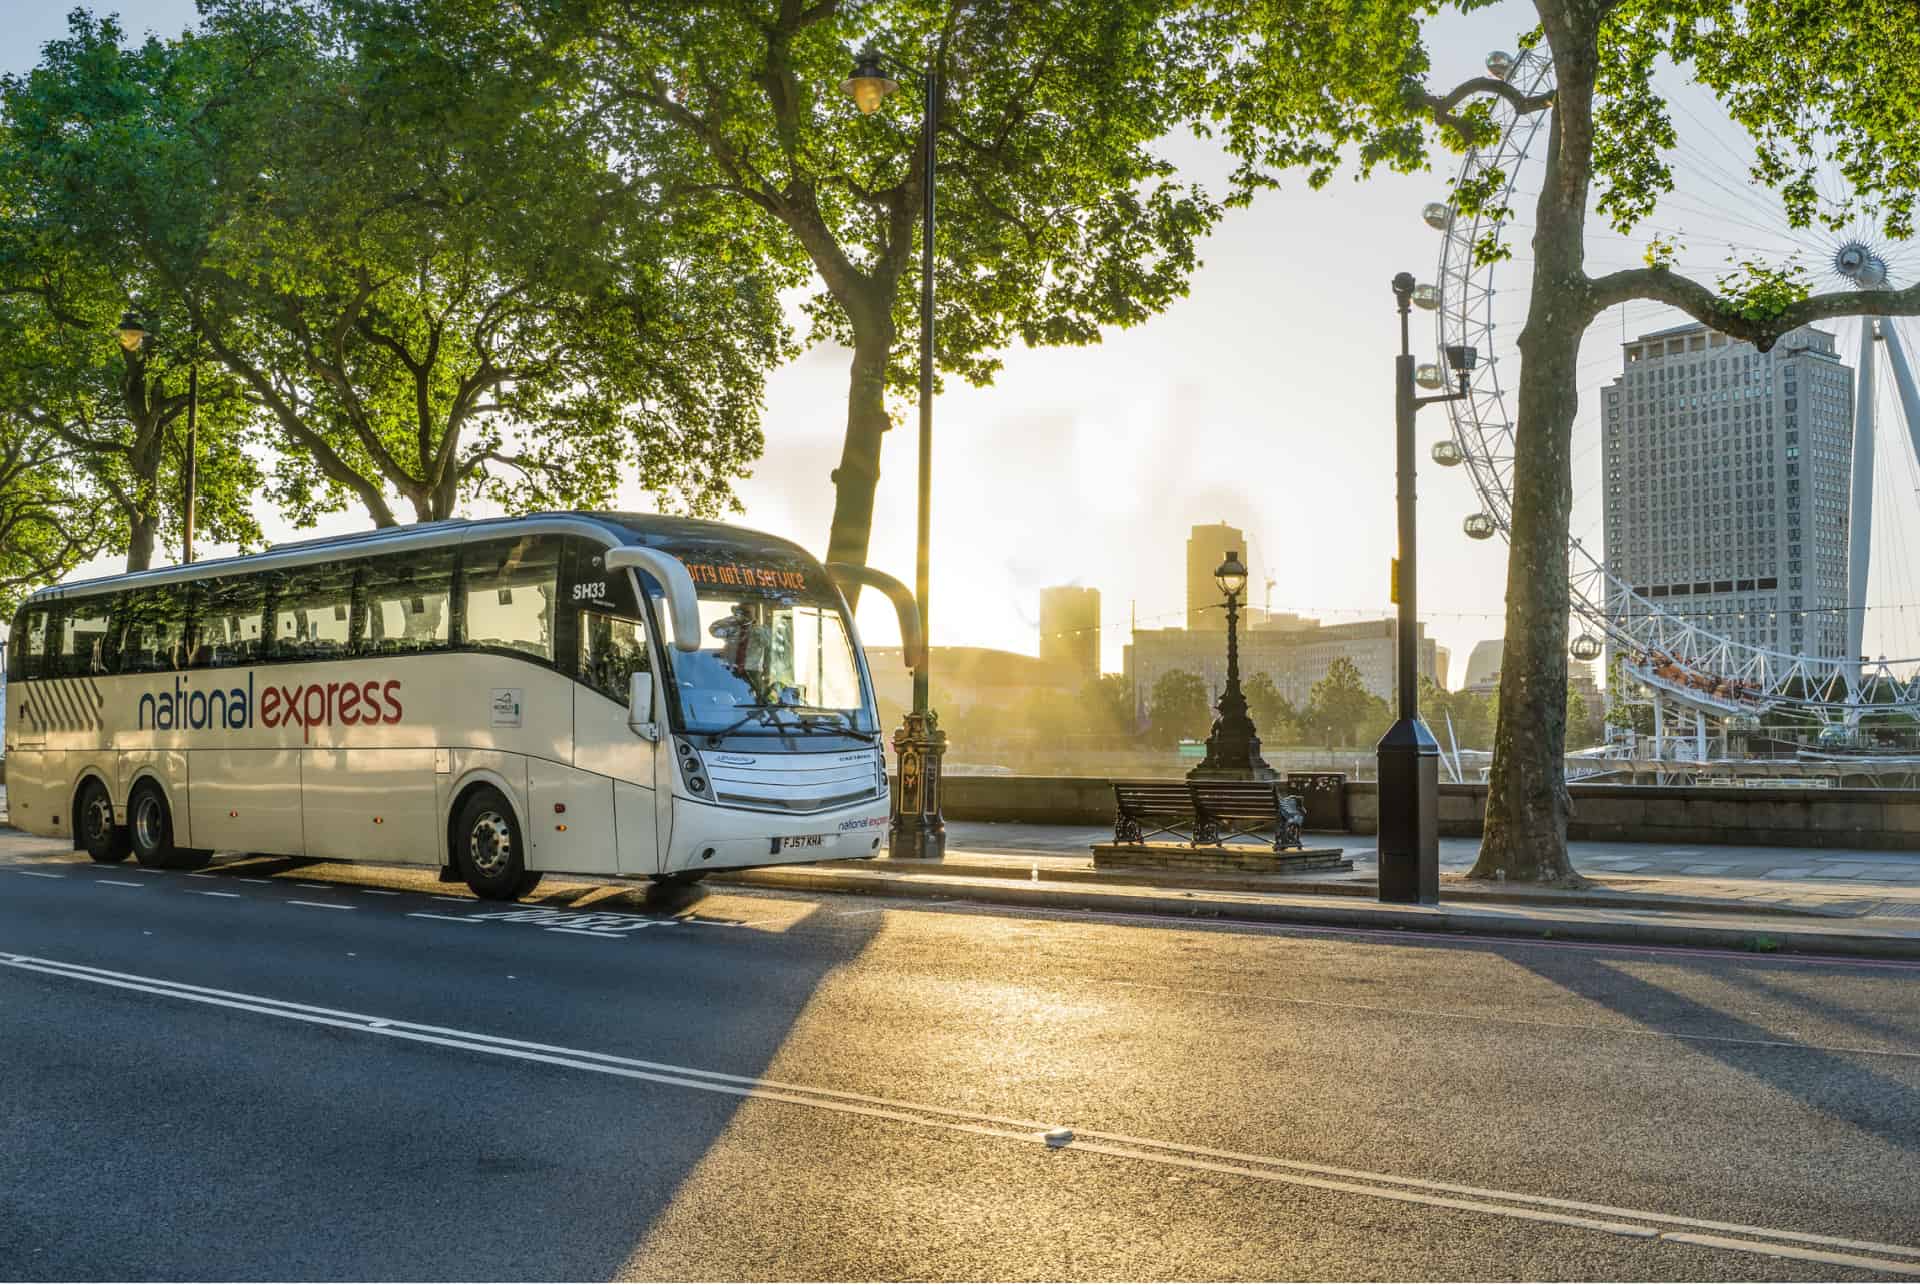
left=1202, top=0, right=1920, bottom=880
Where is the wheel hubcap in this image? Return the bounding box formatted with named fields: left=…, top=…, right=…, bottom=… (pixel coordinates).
left=85, top=794, right=113, bottom=843
left=468, top=811, right=513, bottom=879
left=133, top=796, right=163, bottom=851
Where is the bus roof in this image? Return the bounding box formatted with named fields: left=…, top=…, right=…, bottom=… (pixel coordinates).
left=19, top=511, right=826, bottom=606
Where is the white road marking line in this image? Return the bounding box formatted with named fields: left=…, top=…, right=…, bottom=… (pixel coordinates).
left=194, top=891, right=241, bottom=898
left=545, top=927, right=627, bottom=939
left=95, top=880, right=146, bottom=888
left=3, top=949, right=1915, bottom=1277
left=187, top=873, right=217, bottom=879
left=359, top=890, right=401, bottom=896
left=14, top=871, right=63, bottom=879
left=237, top=878, right=271, bottom=884
left=407, top=913, right=478, bottom=924
left=295, top=883, right=330, bottom=889
left=432, top=895, right=468, bottom=902
left=288, top=900, right=352, bottom=911
left=1100, top=978, right=1920, bottom=1061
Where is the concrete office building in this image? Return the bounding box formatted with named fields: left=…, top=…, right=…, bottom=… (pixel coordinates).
left=1125, top=617, right=1439, bottom=725
left=1038, top=585, right=1101, bottom=681
left=1186, top=522, right=1250, bottom=630
left=1601, top=322, right=1852, bottom=658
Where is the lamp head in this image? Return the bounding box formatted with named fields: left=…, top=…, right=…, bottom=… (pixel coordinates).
left=1444, top=344, right=1477, bottom=373
left=1214, top=550, right=1248, bottom=599
left=116, top=311, right=148, bottom=353
left=841, top=49, right=898, bottom=114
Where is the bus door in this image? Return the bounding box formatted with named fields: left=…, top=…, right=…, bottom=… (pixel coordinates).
left=561, top=539, right=660, bottom=875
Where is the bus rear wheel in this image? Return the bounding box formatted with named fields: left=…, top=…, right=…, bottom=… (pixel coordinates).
left=77, top=779, right=131, bottom=864
left=127, top=782, right=210, bottom=871
left=455, top=789, right=539, bottom=901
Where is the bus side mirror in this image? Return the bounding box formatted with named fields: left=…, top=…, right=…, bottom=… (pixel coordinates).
left=629, top=670, right=660, bottom=740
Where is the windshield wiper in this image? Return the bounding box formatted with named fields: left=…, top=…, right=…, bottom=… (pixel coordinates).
left=705, top=701, right=802, bottom=745
left=796, top=711, right=878, bottom=743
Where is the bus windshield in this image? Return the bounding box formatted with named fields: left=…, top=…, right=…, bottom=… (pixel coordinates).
left=667, top=590, right=872, bottom=736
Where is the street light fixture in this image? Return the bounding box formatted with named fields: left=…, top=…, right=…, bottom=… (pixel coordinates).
left=1379, top=271, right=1476, bottom=905
left=1190, top=550, right=1275, bottom=781
left=116, top=311, right=147, bottom=352
left=841, top=45, right=947, bottom=860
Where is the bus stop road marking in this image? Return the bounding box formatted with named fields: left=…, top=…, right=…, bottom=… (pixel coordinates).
left=13, top=871, right=63, bottom=879
left=194, top=891, right=241, bottom=898
left=545, top=927, right=630, bottom=939
left=359, top=889, right=401, bottom=896
left=94, top=880, right=145, bottom=888
left=407, top=913, right=480, bottom=924
left=288, top=900, right=353, bottom=911
left=295, top=883, right=331, bottom=890
left=431, top=896, right=469, bottom=903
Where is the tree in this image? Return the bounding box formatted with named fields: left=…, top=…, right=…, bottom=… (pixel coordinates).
left=543, top=0, right=1230, bottom=574
left=1082, top=673, right=1137, bottom=739
left=1244, top=671, right=1300, bottom=745
left=3, top=6, right=784, bottom=532
left=1146, top=669, right=1210, bottom=747
left=0, top=161, right=262, bottom=573
left=1209, top=0, right=1920, bottom=882
left=1305, top=656, right=1387, bottom=748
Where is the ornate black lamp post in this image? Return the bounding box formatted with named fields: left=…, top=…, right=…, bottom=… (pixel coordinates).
left=117, top=310, right=199, bottom=564
left=1379, top=272, right=1476, bottom=904
left=843, top=47, right=947, bottom=859
left=1190, top=551, right=1277, bottom=780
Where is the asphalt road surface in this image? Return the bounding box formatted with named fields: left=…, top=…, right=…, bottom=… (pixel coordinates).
left=3, top=842, right=1918, bottom=1281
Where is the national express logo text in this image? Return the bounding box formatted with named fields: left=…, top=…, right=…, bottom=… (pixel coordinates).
left=137, top=674, right=405, bottom=743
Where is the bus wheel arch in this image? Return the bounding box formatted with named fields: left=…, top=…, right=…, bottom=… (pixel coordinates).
left=72, top=773, right=130, bottom=864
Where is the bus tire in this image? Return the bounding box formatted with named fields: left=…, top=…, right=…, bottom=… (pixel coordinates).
left=77, top=779, right=131, bottom=863
left=128, top=782, right=182, bottom=870
left=650, top=871, right=707, bottom=888
left=455, top=788, right=531, bottom=901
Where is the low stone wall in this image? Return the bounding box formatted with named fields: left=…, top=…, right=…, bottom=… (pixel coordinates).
left=944, top=773, right=1920, bottom=851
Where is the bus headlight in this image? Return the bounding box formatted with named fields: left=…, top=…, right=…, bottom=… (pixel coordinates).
left=675, top=739, right=712, bottom=798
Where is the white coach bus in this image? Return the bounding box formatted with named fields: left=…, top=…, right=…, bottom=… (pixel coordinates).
left=2, top=513, right=921, bottom=899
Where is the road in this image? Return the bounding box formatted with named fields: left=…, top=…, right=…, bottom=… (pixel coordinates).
left=3, top=838, right=1918, bottom=1280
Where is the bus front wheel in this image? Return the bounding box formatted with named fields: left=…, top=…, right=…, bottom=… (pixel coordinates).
left=127, top=783, right=208, bottom=871
left=455, top=789, right=539, bottom=901
left=77, top=779, right=131, bottom=864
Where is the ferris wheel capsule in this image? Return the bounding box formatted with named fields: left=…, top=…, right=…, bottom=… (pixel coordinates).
left=1463, top=512, right=1497, bottom=540
left=1412, top=282, right=1440, bottom=310
left=1570, top=633, right=1603, bottom=662
left=1415, top=363, right=1446, bottom=389
left=1430, top=439, right=1464, bottom=467
left=1485, top=50, right=1515, bottom=80
left=1421, top=201, right=1452, bottom=230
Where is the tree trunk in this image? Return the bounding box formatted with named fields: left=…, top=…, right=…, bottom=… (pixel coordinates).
left=1471, top=40, right=1597, bottom=885
left=824, top=316, right=895, bottom=586
left=125, top=512, right=158, bottom=573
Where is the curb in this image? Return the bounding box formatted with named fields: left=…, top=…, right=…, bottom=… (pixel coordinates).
left=830, top=856, right=1848, bottom=921
left=714, top=865, right=1920, bottom=961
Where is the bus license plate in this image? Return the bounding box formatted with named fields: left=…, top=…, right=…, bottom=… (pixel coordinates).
left=780, top=835, right=826, bottom=850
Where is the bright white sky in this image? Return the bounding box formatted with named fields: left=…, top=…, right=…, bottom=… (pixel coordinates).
left=18, top=1, right=1920, bottom=676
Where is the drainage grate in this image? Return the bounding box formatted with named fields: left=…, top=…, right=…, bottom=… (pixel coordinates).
left=1871, top=901, right=1920, bottom=919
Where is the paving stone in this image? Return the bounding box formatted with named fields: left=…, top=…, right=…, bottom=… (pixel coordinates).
left=1680, top=864, right=1733, bottom=875
left=1761, top=867, right=1814, bottom=879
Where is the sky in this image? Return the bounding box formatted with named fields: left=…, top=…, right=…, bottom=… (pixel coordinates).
left=14, top=1, right=1920, bottom=680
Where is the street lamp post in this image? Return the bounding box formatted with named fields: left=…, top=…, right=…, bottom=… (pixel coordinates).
left=117, top=310, right=199, bottom=565
left=1379, top=272, right=1475, bottom=904
left=1190, top=551, right=1276, bottom=780
left=843, top=48, right=946, bottom=860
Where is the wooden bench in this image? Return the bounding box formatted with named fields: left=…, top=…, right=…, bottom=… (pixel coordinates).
left=1111, top=779, right=1306, bottom=852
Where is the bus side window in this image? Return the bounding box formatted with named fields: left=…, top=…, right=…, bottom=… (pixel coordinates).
left=361, top=549, right=454, bottom=654
left=273, top=564, right=355, bottom=661
left=117, top=586, right=190, bottom=673
left=198, top=576, right=266, bottom=667
left=577, top=610, right=650, bottom=704
left=462, top=535, right=560, bottom=663
left=56, top=596, right=115, bottom=677
left=10, top=608, right=47, bottom=680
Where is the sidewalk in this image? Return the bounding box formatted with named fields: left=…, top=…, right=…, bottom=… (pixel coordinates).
left=710, top=820, right=1920, bottom=959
